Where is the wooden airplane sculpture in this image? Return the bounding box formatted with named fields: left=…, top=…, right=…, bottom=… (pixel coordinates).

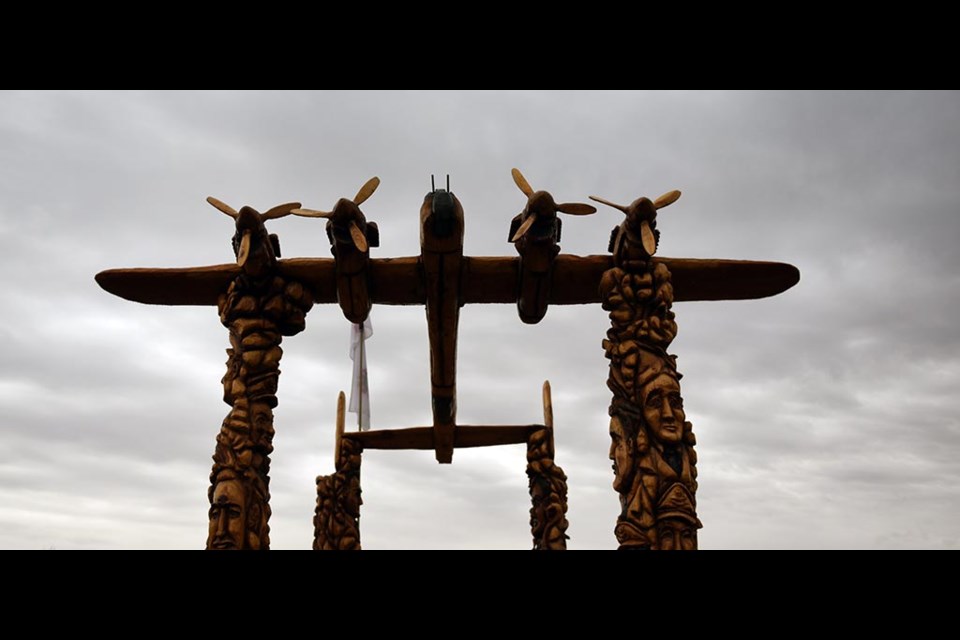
left=96, top=172, right=800, bottom=466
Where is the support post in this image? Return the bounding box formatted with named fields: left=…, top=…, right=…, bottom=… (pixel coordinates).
left=526, top=381, right=569, bottom=550
left=314, top=392, right=363, bottom=550
left=602, top=233, right=700, bottom=550
left=206, top=270, right=313, bottom=550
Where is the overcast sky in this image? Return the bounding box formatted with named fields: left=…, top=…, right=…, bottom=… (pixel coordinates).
left=1, top=90, right=957, bottom=549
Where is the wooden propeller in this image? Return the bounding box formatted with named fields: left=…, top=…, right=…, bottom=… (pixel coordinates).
left=292, top=176, right=380, bottom=251
left=205, top=197, right=302, bottom=222
left=510, top=168, right=596, bottom=242
left=349, top=221, right=368, bottom=252
left=590, top=190, right=682, bottom=255
left=354, top=176, right=380, bottom=206
left=206, top=196, right=238, bottom=218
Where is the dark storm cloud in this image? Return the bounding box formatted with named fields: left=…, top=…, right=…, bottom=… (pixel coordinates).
left=1, top=90, right=957, bottom=549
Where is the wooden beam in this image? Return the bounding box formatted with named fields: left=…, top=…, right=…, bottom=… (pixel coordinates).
left=542, top=380, right=553, bottom=429
left=334, top=391, right=345, bottom=466
left=369, top=257, right=424, bottom=305
left=461, top=255, right=801, bottom=305
left=95, top=263, right=241, bottom=306
left=459, top=257, right=518, bottom=304
left=550, top=255, right=611, bottom=304
left=279, top=258, right=338, bottom=303
left=97, top=254, right=798, bottom=308
left=344, top=424, right=540, bottom=450
left=456, top=425, right=540, bottom=448
left=344, top=426, right=433, bottom=450
left=459, top=255, right=611, bottom=305
left=663, top=257, right=800, bottom=302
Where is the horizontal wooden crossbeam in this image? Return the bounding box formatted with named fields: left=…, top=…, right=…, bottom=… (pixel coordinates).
left=96, top=255, right=799, bottom=307
left=343, top=424, right=541, bottom=450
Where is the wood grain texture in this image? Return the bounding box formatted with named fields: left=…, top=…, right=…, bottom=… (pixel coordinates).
left=420, top=191, right=466, bottom=463
left=527, top=425, right=568, bottom=550
left=603, top=257, right=700, bottom=550
left=334, top=391, right=345, bottom=467
left=314, top=437, right=362, bottom=551
left=663, top=257, right=800, bottom=302
left=207, top=269, right=314, bottom=550
left=458, top=255, right=800, bottom=305
left=96, top=264, right=241, bottom=306
left=344, top=424, right=540, bottom=450
left=514, top=227, right=560, bottom=324
left=542, top=380, right=553, bottom=430
left=332, top=247, right=371, bottom=324
left=96, top=255, right=799, bottom=307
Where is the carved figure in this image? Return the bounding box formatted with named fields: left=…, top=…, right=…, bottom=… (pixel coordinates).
left=597, top=189, right=699, bottom=550
left=314, top=394, right=363, bottom=551
left=526, top=381, right=568, bottom=550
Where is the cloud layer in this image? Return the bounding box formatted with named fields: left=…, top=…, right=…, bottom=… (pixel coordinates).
left=1, top=90, right=957, bottom=549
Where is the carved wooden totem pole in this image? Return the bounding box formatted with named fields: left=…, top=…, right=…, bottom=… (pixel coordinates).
left=204, top=198, right=314, bottom=550
left=593, top=191, right=698, bottom=549
left=314, top=393, right=363, bottom=550
left=526, top=382, right=569, bottom=550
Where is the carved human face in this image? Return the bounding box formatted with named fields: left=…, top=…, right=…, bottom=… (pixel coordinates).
left=642, top=374, right=685, bottom=445
left=609, top=415, right=635, bottom=493
left=345, top=475, right=363, bottom=517
left=657, top=517, right=697, bottom=551
left=208, top=479, right=246, bottom=550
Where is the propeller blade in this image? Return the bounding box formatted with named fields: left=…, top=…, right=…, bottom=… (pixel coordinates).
left=261, top=202, right=302, bottom=220
left=349, top=221, right=369, bottom=252
left=640, top=220, right=657, bottom=255
left=589, top=195, right=629, bottom=213
left=654, top=190, right=682, bottom=209
left=291, top=208, right=334, bottom=218
left=237, top=230, right=252, bottom=267
left=511, top=168, right=535, bottom=197
left=511, top=213, right=537, bottom=242
left=206, top=196, right=238, bottom=219
left=354, top=176, right=380, bottom=205
left=556, top=202, right=597, bottom=216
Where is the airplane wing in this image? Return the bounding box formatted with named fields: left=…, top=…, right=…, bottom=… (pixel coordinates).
left=96, top=255, right=798, bottom=307
left=661, top=257, right=800, bottom=302
left=95, top=263, right=243, bottom=306
left=460, top=255, right=799, bottom=304
left=96, top=257, right=428, bottom=307
left=95, top=259, right=343, bottom=306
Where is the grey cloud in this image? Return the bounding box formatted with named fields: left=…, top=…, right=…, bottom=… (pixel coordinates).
left=1, top=90, right=958, bottom=549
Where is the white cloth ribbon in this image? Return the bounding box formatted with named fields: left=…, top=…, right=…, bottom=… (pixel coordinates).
left=348, top=317, right=373, bottom=431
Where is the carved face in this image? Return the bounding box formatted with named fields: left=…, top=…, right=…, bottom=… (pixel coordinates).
left=609, top=415, right=635, bottom=493
left=208, top=479, right=246, bottom=550
left=657, top=517, right=697, bottom=551
left=344, top=474, right=363, bottom=517
left=642, top=373, right=685, bottom=445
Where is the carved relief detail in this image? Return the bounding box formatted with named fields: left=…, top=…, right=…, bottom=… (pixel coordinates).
left=526, top=427, right=569, bottom=550
left=314, top=437, right=363, bottom=551
left=206, top=273, right=313, bottom=550
left=602, top=258, right=700, bottom=550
